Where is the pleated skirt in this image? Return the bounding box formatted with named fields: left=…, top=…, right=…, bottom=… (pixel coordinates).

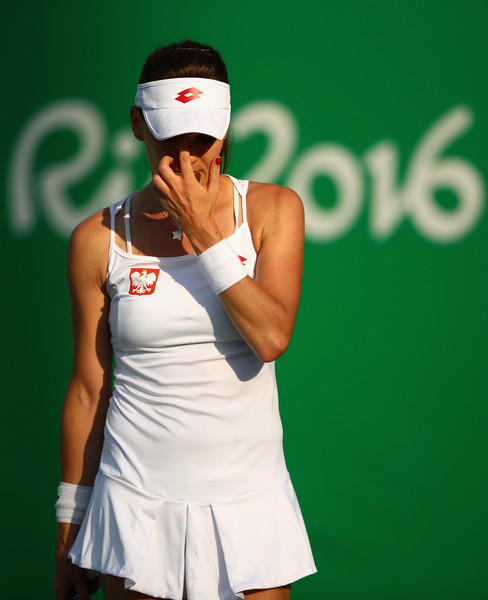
left=69, top=471, right=316, bottom=599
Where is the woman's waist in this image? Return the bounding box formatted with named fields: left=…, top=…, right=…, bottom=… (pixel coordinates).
left=105, top=385, right=282, bottom=448
left=102, top=385, right=284, bottom=501
left=112, top=351, right=273, bottom=405
left=99, top=446, right=287, bottom=503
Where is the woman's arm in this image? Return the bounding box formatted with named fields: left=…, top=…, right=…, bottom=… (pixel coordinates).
left=61, top=210, right=113, bottom=484
left=153, top=150, right=304, bottom=363
left=215, top=183, right=304, bottom=362
left=54, top=211, right=113, bottom=600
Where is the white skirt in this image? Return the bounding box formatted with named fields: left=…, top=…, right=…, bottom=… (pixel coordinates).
left=69, top=471, right=316, bottom=600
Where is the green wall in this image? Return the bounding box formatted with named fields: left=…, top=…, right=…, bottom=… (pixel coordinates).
left=2, top=1, right=487, bottom=597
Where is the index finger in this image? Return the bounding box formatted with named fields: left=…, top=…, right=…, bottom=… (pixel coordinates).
left=178, top=136, right=195, bottom=180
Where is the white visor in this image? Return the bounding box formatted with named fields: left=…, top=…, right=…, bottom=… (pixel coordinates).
left=135, top=77, right=231, bottom=141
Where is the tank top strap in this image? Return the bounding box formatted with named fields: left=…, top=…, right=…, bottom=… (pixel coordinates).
left=226, top=175, right=250, bottom=232
left=240, top=179, right=250, bottom=226
left=123, top=195, right=133, bottom=254
left=109, top=195, right=133, bottom=253
left=109, top=200, right=122, bottom=247
left=232, top=185, right=240, bottom=232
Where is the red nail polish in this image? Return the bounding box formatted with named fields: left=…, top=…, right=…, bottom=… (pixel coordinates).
left=216, top=157, right=222, bottom=166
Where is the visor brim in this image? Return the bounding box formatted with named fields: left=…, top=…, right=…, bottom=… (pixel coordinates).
left=142, top=107, right=230, bottom=141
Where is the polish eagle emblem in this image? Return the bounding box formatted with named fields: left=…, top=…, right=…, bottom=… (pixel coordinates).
left=128, top=268, right=160, bottom=296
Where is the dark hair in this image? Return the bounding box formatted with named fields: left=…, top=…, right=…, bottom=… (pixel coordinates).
left=139, top=40, right=231, bottom=171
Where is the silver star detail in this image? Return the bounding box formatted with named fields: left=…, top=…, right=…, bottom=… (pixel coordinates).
left=172, top=228, right=183, bottom=241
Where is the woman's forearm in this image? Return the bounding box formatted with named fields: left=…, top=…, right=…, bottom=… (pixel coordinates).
left=60, top=380, right=111, bottom=485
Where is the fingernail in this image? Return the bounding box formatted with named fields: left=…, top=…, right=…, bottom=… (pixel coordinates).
left=216, top=157, right=222, bottom=166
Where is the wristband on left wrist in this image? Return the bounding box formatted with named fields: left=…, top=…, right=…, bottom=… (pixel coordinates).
left=55, top=481, right=93, bottom=525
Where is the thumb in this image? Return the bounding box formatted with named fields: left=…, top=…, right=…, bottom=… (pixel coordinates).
left=208, top=156, right=222, bottom=193
left=71, top=570, right=91, bottom=600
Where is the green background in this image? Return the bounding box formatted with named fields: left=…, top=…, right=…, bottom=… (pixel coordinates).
left=2, top=1, right=487, bottom=598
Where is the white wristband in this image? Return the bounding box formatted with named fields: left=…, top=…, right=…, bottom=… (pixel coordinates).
left=197, top=239, right=247, bottom=295
left=55, top=482, right=93, bottom=525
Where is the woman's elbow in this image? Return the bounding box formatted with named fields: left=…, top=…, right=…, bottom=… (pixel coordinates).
left=253, top=331, right=292, bottom=363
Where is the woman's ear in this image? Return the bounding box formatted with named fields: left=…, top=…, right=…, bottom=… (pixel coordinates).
left=130, top=106, right=145, bottom=141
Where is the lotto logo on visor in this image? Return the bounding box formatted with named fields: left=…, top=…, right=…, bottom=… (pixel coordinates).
left=175, top=87, right=203, bottom=103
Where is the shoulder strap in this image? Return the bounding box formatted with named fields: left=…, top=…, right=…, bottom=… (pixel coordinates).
left=110, top=200, right=122, bottom=247
left=109, top=195, right=132, bottom=253
left=226, top=175, right=250, bottom=231
left=232, top=185, right=240, bottom=232
left=123, top=195, right=132, bottom=254
left=240, top=180, right=250, bottom=226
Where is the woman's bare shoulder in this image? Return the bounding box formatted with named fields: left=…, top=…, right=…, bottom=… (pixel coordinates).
left=70, top=207, right=111, bottom=247
left=246, top=181, right=304, bottom=224
left=68, top=208, right=112, bottom=285
left=244, top=182, right=304, bottom=249
left=247, top=180, right=301, bottom=201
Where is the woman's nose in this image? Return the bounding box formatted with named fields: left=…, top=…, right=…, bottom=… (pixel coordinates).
left=179, top=134, right=198, bottom=157
left=180, top=134, right=215, bottom=158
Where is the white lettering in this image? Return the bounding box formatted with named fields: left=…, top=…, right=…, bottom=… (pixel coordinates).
left=287, top=144, right=363, bottom=242
left=364, top=142, right=404, bottom=240
left=9, top=100, right=105, bottom=235
left=7, top=99, right=484, bottom=244
left=8, top=100, right=140, bottom=238
left=232, top=101, right=298, bottom=183
left=404, top=106, right=484, bottom=243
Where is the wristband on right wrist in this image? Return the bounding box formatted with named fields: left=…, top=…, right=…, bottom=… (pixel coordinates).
left=55, top=481, right=93, bottom=525
left=197, top=238, right=247, bottom=295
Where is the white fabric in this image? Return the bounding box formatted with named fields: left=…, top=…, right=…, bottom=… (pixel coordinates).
left=197, top=238, right=247, bottom=294
left=135, top=77, right=231, bottom=141
left=68, top=176, right=316, bottom=599
left=55, top=482, right=93, bottom=525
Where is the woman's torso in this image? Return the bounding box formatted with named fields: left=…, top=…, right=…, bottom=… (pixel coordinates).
left=100, top=176, right=287, bottom=503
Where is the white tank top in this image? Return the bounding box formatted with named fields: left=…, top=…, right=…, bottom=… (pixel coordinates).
left=101, top=175, right=288, bottom=503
